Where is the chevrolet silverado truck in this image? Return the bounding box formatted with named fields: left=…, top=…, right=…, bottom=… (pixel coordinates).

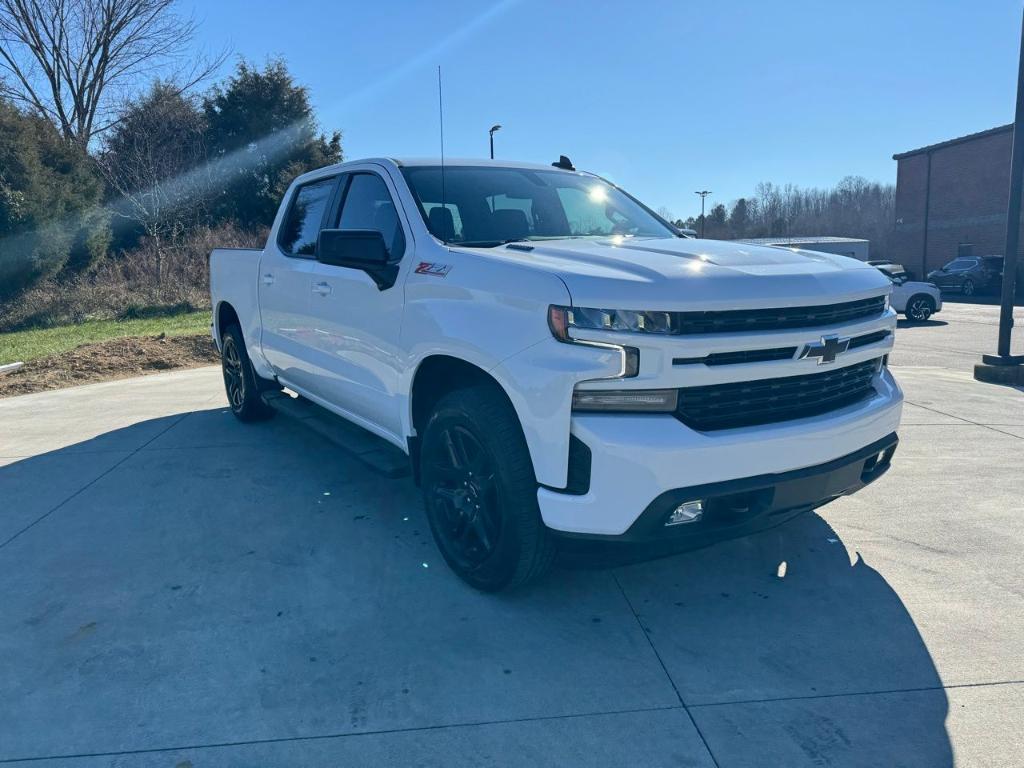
left=209, top=157, right=902, bottom=591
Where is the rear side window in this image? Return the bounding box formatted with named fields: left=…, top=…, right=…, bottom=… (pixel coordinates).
left=336, top=173, right=406, bottom=259
left=278, top=177, right=336, bottom=256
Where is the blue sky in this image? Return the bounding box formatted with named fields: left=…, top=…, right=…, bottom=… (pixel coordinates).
left=189, top=0, right=1022, bottom=220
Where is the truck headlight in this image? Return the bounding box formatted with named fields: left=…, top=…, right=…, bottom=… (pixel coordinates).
left=549, top=305, right=673, bottom=335
left=572, top=388, right=678, bottom=412
left=549, top=305, right=640, bottom=378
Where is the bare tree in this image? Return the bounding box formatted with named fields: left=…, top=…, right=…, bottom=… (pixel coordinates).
left=0, top=0, right=223, bottom=147
left=96, top=82, right=209, bottom=285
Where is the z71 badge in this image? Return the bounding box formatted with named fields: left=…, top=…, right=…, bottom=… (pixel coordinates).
left=415, top=262, right=452, bottom=277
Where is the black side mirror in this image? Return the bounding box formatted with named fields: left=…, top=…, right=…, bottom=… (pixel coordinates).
left=316, top=229, right=398, bottom=290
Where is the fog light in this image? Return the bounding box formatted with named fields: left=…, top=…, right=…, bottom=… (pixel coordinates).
left=572, top=388, right=677, bottom=412
left=666, top=500, right=703, bottom=526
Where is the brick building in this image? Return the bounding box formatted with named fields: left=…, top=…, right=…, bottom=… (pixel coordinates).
left=892, top=125, right=1018, bottom=279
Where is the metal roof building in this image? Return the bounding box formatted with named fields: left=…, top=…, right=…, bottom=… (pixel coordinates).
left=735, top=236, right=869, bottom=261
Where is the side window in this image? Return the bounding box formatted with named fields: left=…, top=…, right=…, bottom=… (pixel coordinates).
left=336, top=173, right=406, bottom=259
left=277, top=177, right=336, bottom=256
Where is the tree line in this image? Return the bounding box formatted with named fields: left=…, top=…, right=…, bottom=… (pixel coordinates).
left=667, top=177, right=896, bottom=258
left=1, top=1, right=898, bottom=332
left=0, top=0, right=340, bottom=327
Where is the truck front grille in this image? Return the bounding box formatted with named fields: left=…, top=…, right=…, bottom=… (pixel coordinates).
left=674, top=295, right=886, bottom=335
left=672, top=329, right=891, bottom=367
left=675, top=359, right=880, bottom=431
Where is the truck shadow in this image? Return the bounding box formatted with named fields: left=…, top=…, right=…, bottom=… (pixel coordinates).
left=0, top=406, right=952, bottom=765
left=571, top=511, right=954, bottom=765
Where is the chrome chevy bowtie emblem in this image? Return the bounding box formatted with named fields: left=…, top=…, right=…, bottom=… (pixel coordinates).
left=800, top=334, right=851, bottom=365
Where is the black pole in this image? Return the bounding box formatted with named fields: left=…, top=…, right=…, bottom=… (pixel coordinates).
left=978, top=10, right=1024, bottom=378
left=999, top=11, right=1024, bottom=355
left=695, top=190, right=711, bottom=238
left=489, top=132, right=494, bottom=160
left=984, top=9, right=1024, bottom=364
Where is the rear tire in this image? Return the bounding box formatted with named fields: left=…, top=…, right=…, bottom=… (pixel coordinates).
left=420, top=384, right=555, bottom=592
left=961, top=278, right=976, bottom=297
left=905, top=295, right=935, bottom=322
left=221, top=324, right=274, bottom=422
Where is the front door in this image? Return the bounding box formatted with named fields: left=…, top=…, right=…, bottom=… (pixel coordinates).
left=305, top=167, right=412, bottom=441
left=258, top=174, right=338, bottom=394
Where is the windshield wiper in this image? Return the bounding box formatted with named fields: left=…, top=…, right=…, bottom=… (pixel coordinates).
left=453, top=238, right=531, bottom=248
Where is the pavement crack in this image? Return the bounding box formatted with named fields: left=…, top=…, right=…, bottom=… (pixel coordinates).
left=611, top=570, right=722, bottom=768
left=0, top=411, right=192, bottom=552
left=0, top=705, right=684, bottom=764
left=687, top=678, right=1024, bottom=709
left=902, top=399, right=1024, bottom=440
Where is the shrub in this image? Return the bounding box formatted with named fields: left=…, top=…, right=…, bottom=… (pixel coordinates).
left=0, top=222, right=264, bottom=332
left=0, top=100, right=108, bottom=301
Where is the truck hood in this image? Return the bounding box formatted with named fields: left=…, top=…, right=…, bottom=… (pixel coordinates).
left=477, top=236, right=890, bottom=310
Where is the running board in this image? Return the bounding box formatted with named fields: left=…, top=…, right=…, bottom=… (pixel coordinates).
left=261, top=391, right=411, bottom=479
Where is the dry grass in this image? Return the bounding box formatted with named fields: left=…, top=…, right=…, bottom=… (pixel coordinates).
left=0, top=333, right=220, bottom=397
left=0, top=223, right=264, bottom=332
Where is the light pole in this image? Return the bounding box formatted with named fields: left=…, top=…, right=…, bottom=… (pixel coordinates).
left=977, top=9, right=1024, bottom=383
left=694, top=190, right=712, bottom=238
left=489, top=124, right=502, bottom=159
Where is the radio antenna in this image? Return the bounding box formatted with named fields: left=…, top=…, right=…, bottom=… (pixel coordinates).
left=437, top=65, right=448, bottom=244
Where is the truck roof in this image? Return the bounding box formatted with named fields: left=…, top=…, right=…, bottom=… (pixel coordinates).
left=391, top=157, right=577, bottom=171
left=294, top=157, right=586, bottom=185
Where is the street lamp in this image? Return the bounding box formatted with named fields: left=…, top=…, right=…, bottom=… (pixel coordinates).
left=977, top=9, right=1024, bottom=383
left=489, top=124, right=502, bottom=159
left=694, top=190, right=712, bottom=238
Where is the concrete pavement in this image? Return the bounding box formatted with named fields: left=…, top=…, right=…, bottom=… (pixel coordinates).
left=0, top=303, right=1022, bottom=766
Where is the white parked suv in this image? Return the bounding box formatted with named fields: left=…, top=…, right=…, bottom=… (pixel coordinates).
left=209, top=157, right=902, bottom=591
left=875, top=264, right=942, bottom=322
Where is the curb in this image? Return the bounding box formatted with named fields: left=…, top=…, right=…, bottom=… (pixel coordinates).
left=974, top=362, right=1024, bottom=385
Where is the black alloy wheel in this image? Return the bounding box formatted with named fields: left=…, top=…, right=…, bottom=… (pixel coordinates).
left=426, top=424, right=501, bottom=571
left=222, top=332, right=245, bottom=410
left=221, top=324, right=274, bottom=422
left=420, top=384, right=555, bottom=591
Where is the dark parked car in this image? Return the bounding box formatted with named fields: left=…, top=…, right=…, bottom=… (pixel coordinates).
left=927, top=255, right=1003, bottom=297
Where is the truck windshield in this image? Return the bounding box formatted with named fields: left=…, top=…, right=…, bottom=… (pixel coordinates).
left=400, top=165, right=676, bottom=247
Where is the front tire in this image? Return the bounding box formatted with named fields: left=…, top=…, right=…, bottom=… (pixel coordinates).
left=905, top=295, right=935, bottom=322
left=420, top=384, right=555, bottom=592
left=961, top=278, right=976, bottom=297
left=221, top=324, right=274, bottom=422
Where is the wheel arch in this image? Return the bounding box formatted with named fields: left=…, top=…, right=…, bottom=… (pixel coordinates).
left=407, top=354, right=522, bottom=485
left=908, top=292, right=936, bottom=307
left=214, top=300, right=241, bottom=348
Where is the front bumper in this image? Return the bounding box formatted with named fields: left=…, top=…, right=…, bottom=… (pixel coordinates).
left=606, top=431, right=896, bottom=544
left=537, top=367, right=902, bottom=538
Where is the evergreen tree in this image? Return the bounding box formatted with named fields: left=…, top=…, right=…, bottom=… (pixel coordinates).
left=203, top=60, right=342, bottom=229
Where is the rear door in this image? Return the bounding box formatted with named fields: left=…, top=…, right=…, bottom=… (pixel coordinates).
left=305, top=166, right=411, bottom=441
left=258, top=174, right=339, bottom=393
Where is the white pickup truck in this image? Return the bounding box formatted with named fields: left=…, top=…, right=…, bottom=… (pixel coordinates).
left=209, top=157, right=902, bottom=591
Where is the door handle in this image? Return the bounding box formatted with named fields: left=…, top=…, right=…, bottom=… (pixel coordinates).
left=312, top=281, right=333, bottom=296
left=261, top=273, right=275, bottom=285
